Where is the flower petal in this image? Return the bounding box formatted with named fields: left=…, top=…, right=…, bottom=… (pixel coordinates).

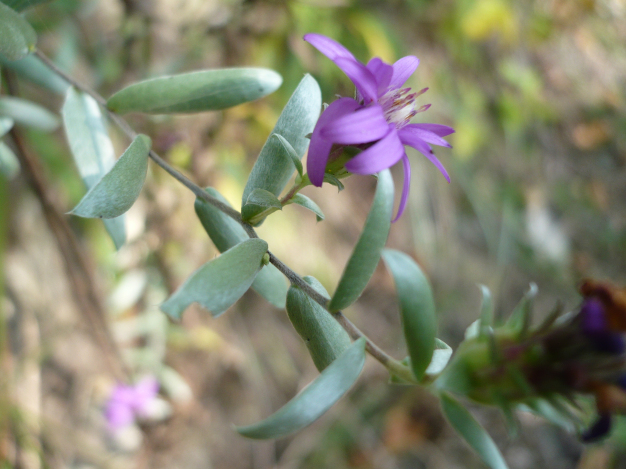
left=367, top=57, right=393, bottom=94
left=398, top=128, right=450, bottom=182
left=304, top=33, right=356, bottom=61
left=334, top=57, right=378, bottom=103
left=390, top=56, right=419, bottom=88
left=106, top=402, right=134, bottom=430
left=307, top=97, right=361, bottom=187
left=344, top=126, right=405, bottom=174
left=401, top=124, right=452, bottom=148
left=320, top=105, right=388, bottom=144
left=405, top=123, right=455, bottom=137
left=392, top=154, right=411, bottom=222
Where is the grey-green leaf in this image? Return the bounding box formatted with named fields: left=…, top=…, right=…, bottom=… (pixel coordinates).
left=194, top=187, right=288, bottom=308
left=271, top=133, right=302, bottom=177
left=328, top=170, right=393, bottom=312
left=478, top=284, right=494, bottom=337
left=382, top=248, right=437, bottom=381
left=425, top=338, right=453, bottom=376
left=286, top=276, right=351, bottom=371
left=242, top=75, right=321, bottom=222
left=0, top=97, right=59, bottom=131
left=0, top=116, right=13, bottom=137
left=0, top=2, right=36, bottom=60
left=440, top=392, right=509, bottom=469
left=0, top=141, right=19, bottom=179
left=1, top=55, right=70, bottom=93
left=286, top=193, right=324, bottom=221
left=161, top=238, right=268, bottom=319
left=1, top=0, right=52, bottom=12
left=107, top=68, right=282, bottom=115
left=70, top=134, right=151, bottom=218
left=241, top=188, right=282, bottom=221
left=236, top=338, right=366, bottom=439
left=62, top=87, right=125, bottom=248
left=505, top=283, right=537, bottom=336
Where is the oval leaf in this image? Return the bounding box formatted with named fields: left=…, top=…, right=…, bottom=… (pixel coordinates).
left=107, top=68, right=282, bottom=115
left=382, top=248, right=437, bottom=380
left=440, top=392, right=509, bottom=469
left=286, top=276, right=351, bottom=371
left=0, top=117, right=13, bottom=137
left=0, top=2, right=36, bottom=60
left=1, top=55, right=70, bottom=94
left=70, top=134, right=151, bottom=218
left=241, top=188, right=282, bottom=221
left=286, top=193, right=324, bottom=221
left=161, top=238, right=268, bottom=319
left=236, top=338, right=366, bottom=439
left=0, top=97, right=59, bottom=131
left=271, top=133, right=302, bottom=177
left=0, top=141, right=20, bottom=179
left=62, top=87, right=125, bottom=248
left=1, top=0, right=53, bottom=12
left=328, top=170, right=393, bottom=311
left=194, top=187, right=288, bottom=308
left=241, top=75, right=321, bottom=222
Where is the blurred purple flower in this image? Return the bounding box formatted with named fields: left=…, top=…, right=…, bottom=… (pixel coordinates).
left=304, top=33, right=454, bottom=220
left=105, top=376, right=159, bottom=432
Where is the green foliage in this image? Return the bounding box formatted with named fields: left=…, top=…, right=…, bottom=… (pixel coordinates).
left=241, top=74, right=321, bottom=222
left=0, top=55, right=70, bottom=94
left=0, top=117, right=13, bottom=136
left=160, top=238, right=268, bottom=319
left=504, top=283, right=537, bottom=336
left=0, top=0, right=52, bottom=12
left=193, top=187, right=288, bottom=309
left=328, top=170, right=393, bottom=312
left=286, top=276, right=351, bottom=371
left=0, top=97, right=59, bottom=131
left=478, top=284, right=494, bottom=337
left=440, top=392, right=509, bottom=469
left=425, top=339, right=454, bottom=376
left=106, top=68, right=282, bottom=115
left=241, top=188, right=282, bottom=223
left=70, top=134, right=151, bottom=219
left=382, top=249, right=437, bottom=381
left=62, top=87, right=125, bottom=249
left=236, top=338, right=366, bottom=439
left=0, top=142, right=19, bottom=179
left=271, top=133, right=303, bottom=178
left=285, top=193, right=324, bottom=221
left=0, top=2, right=36, bottom=60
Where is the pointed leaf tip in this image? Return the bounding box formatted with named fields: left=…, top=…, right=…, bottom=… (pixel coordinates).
left=0, top=2, right=37, bottom=61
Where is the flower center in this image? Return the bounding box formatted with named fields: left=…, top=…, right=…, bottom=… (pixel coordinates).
left=378, top=87, right=429, bottom=129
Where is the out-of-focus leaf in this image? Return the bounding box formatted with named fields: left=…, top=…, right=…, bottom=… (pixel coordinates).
left=271, top=133, right=302, bottom=178
left=161, top=238, right=268, bottom=320
left=382, top=248, right=437, bottom=381
left=478, top=284, right=494, bottom=336
left=241, top=188, right=282, bottom=221
left=0, top=55, right=70, bottom=93
left=242, top=75, right=321, bottom=222
left=505, top=283, right=537, bottom=336
left=328, top=170, right=393, bottom=311
left=286, top=276, right=351, bottom=371
left=70, top=135, right=151, bottom=218
left=440, top=392, right=509, bottom=469
left=194, top=187, right=288, bottom=308
left=107, top=68, right=282, bottom=115
left=62, top=87, right=125, bottom=249
left=0, top=2, right=36, bottom=60
left=0, top=117, right=13, bottom=136
left=236, top=338, right=366, bottom=439
left=518, top=399, right=576, bottom=433
left=0, top=97, right=59, bottom=131
left=425, top=339, right=453, bottom=376
left=285, top=193, right=324, bottom=221
left=323, top=173, right=344, bottom=192
left=1, top=0, right=52, bottom=11
left=0, top=141, right=19, bottom=179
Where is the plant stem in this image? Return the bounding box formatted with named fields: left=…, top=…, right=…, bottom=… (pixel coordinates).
left=35, top=49, right=417, bottom=383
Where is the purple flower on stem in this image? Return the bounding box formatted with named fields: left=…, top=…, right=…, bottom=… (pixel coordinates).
left=105, top=376, right=159, bottom=432
left=304, top=33, right=454, bottom=220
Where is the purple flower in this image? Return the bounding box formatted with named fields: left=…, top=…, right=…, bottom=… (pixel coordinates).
left=304, top=33, right=454, bottom=220
left=105, top=376, right=159, bottom=432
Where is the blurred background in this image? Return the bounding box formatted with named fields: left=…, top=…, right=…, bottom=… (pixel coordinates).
left=1, top=0, right=626, bottom=467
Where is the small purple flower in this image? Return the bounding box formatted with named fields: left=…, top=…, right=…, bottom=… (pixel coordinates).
left=304, top=33, right=454, bottom=220
left=580, top=298, right=626, bottom=354
left=105, top=376, right=159, bottom=432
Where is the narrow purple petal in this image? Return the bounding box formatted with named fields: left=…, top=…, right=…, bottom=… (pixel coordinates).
left=392, top=154, right=411, bottom=222
left=398, top=128, right=450, bottom=182
left=320, top=105, right=388, bottom=144
left=132, top=377, right=159, bottom=411
left=366, top=57, right=393, bottom=94
left=345, top=127, right=405, bottom=174
left=390, top=56, right=419, bottom=88
left=405, top=123, right=455, bottom=137
left=401, top=124, right=452, bottom=148
left=109, top=385, right=137, bottom=406
left=334, top=58, right=378, bottom=103
left=580, top=298, right=608, bottom=334
left=106, top=401, right=134, bottom=430
left=304, top=33, right=356, bottom=61
left=307, top=97, right=361, bottom=186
